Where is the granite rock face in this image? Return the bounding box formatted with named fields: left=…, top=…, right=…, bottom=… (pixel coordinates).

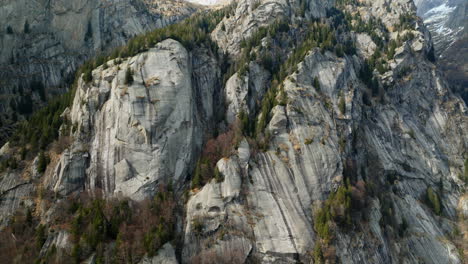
left=0, top=0, right=196, bottom=145
left=139, top=243, right=179, bottom=264
left=0, top=171, right=34, bottom=227
left=211, top=0, right=334, bottom=56
left=414, top=0, right=466, bottom=55
left=48, top=39, right=221, bottom=200
left=414, top=0, right=468, bottom=103
left=182, top=0, right=468, bottom=262
left=0, top=0, right=466, bottom=262
left=225, top=62, right=270, bottom=124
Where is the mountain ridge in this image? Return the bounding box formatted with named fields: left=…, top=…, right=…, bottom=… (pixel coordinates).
left=0, top=0, right=466, bottom=263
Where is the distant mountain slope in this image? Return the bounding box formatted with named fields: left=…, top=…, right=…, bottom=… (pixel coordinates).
left=414, top=0, right=467, bottom=102
left=415, top=0, right=465, bottom=55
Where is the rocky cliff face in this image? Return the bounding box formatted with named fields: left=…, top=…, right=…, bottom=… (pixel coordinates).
left=0, top=0, right=196, bottom=144
left=211, top=0, right=333, bottom=56
left=0, top=0, right=466, bottom=263
left=183, top=0, right=467, bottom=263
left=414, top=0, right=468, bottom=103
left=414, top=0, right=465, bottom=53
left=49, top=39, right=221, bottom=200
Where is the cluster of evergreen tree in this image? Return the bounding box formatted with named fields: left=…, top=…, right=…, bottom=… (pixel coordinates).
left=9, top=90, right=73, bottom=153
left=0, top=184, right=177, bottom=264
left=79, top=5, right=236, bottom=84
left=5, top=5, right=238, bottom=165
left=68, top=186, right=176, bottom=263
left=233, top=9, right=359, bottom=141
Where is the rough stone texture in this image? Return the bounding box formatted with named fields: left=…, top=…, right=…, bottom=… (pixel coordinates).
left=0, top=0, right=196, bottom=145
left=139, top=243, right=178, bottom=264
left=211, top=0, right=334, bottom=56
left=183, top=0, right=468, bottom=262
left=0, top=171, right=34, bottom=227
left=50, top=147, right=88, bottom=196
left=183, top=140, right=253, bottom=262
left=354, top=33, right=377, bottom=58
left=0, top=0, right=466, bottom=262
left=415, top=0, right=466, bottom=56
left=414, top=0, right=468, bottom=104
left=459, top=195, right=468, bottom=218
left=49, top=39, right=221, bottom=200
left=225, top=62, right=270, bottom=124
left=38, top=230, right=71, bottom=259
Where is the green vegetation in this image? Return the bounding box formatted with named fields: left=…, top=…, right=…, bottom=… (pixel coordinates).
left=228, top=7, right=382, bottom=154
left=313, top=242, right=324, bottom=263
left=397, top=13, right=417, bottom=31
left=241, top=19, right=348, bottom=140
left=312, top=181, right=354, bottom=264
left=313, top=183, right=352, bottom=242
left=191, top=159, right=203, bottom=188
left=6, top=25, right=13, bottom=34
left=0, top=157, right=18, bottom=172
left=103, top=6, right=234, bottom=64
left=407, top=129, right=415, bottom=139
left=0, top=207, right=50, bottom=263
left=359, top=59, right=379, bottom=96
left=255, top=84, right=279, bottom=137
left=124, top=67, right=134, bottom=85
left=6, top=4, right=237, bottom=169
left=83, top=68, right=93, bottom=83
left=84, top=21, right=93, bottom=42
left=24, top=20, right=30, bottom=34
left=192, top=128, right=235, bottom=188
left=338, top=95, right=346, bottom=115
left=0, top=184, right=176, bottom=263
left=399, top=217, right=408, bottom=237
left=252, top=0, right=261, bottom=10
left=37, top=152, right=50, bottom=173
left=426, top=187, right=441, bottom=215
left=396, top=65, right=412, bottom=79
left=387, top=39, right=398, bottom=60
left=214, top=166, right=224, bottom=183
left=313, top=77, right=321, bottom=91
left=461, top=158, right=468, bottom=184
left=10, top=89, right=73, bottom=153
left=192, top=218, right=204, bottom=235
left=35, top=224, right=47, bottom=250
left=68, top=187, right=176, bottom=263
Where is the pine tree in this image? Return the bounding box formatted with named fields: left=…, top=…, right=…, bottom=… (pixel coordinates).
left=6, top=25, right=13, bottom=34
left=125, top=68, right=134, bottom=85
left=24, top=20, right=30, bottom=34
left=37, top=152, right=49, bottom=173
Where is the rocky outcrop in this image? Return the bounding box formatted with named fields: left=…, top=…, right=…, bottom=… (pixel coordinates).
left=225, top=62, right=270, bottom=124
left=414, top=0, right=468, bottom=103
left=0, top=171, right=34, bottom=227
left=0, top=0, right=466, bottom=262
left=183, top=139, right=253, bottom=262
left=415, top=0, right=466, bottom=55
left=49, top=39, right=221, bottom=200
left=182, top=0, right=468, bottom=262
left=0, top=0, right=196, bottom=145
left=211, top=0, right=333, bottom=56
left=139, top=243, right=178, bottom=264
